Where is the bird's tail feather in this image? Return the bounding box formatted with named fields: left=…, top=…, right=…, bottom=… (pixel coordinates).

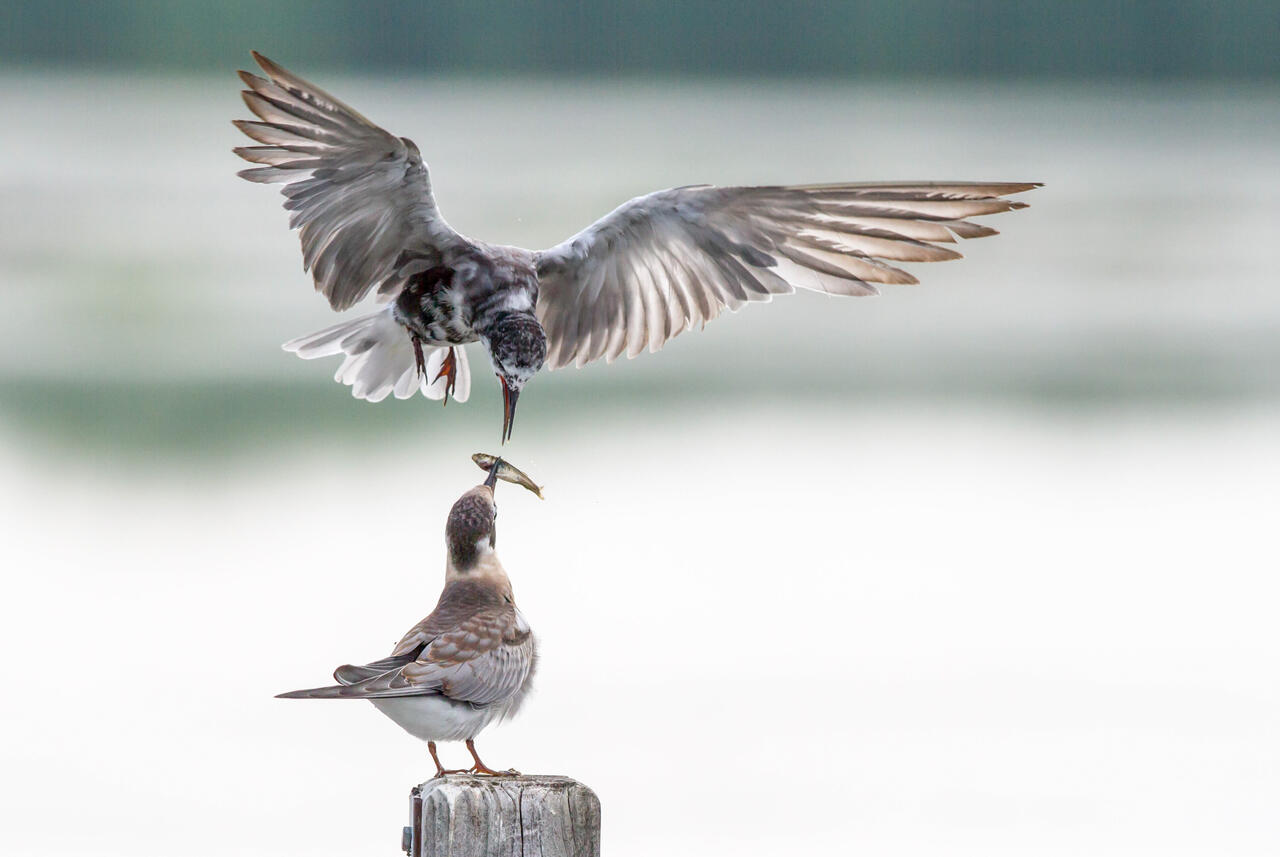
left=282, top=310, right=471, bottom=403
left=276, top=684, right=350, bottom=699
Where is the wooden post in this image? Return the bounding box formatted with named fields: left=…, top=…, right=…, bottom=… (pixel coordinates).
left=404, top=775, right=600, bottom=857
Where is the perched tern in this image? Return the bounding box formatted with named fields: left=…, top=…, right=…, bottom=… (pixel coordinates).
left=277, top=465, right=535, bottom=777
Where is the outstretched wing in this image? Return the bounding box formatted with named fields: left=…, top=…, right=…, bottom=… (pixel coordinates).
left=534, top=181, right=1039, bottom=369
left=278, top=589, right=534, bottom=707
left=233, top=51, right=468, bottom=311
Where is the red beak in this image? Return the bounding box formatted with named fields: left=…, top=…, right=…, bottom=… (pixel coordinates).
left=500, top=377, right=519, bottom=444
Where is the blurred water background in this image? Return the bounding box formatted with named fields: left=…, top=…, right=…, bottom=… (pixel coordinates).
left=1, top=3, right=1278, bottom=856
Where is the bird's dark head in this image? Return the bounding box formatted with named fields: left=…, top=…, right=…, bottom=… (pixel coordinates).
left=445, top=470, right=501, bottom=572
left=481, top=313, right=547, bottom=442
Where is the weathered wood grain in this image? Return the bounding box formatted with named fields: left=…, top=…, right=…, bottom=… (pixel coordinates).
left=405, top=775, right=600, bottom=857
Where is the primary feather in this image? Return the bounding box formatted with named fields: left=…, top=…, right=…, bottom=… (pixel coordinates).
left=534, top=182, right=1040, bottom=369
left=233, top=51, right=467, bottom=312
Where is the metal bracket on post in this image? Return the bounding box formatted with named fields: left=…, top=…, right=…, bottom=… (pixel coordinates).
left=403, top=783, right=424, bottom=856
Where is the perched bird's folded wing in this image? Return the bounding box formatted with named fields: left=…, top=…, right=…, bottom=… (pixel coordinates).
left=534, top=182, right=1040, bottom=369
left=332, top=654, right=417, bottom=685
left=278, top=605, right=533, bottom=705
left=398, top=605, right=535, bottom=706
left=233, top=51, right=467, bottom=311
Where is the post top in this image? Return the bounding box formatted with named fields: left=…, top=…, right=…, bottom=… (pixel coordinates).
left=416, top=773, right=591, bottom=791
left=407, top=774, right=601, bottom=857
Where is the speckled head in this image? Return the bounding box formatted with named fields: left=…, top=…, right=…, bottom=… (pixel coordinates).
left=445, top=476, right=499, bottom=571
left=483, top=312, right=547, bottom=442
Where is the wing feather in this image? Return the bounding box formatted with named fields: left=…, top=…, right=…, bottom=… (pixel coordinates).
left=233, top=52, right=468, bottom=311
left=534, top=182, right=1039, bottom=369
left=277, top=581, right=533, bottom=706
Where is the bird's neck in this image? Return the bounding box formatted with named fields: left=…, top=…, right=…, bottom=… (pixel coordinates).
left=474, top=307, right=538, bottom=343
left=446, top=544, right=513, bottom=596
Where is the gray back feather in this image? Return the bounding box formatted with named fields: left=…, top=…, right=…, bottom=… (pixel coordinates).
left=277, top=580, right=534, bottom=706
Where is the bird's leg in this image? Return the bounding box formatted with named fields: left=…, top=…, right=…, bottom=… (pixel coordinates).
left=433, top=347, right=458, bottom=405
left=411, top=333, right=426, bottom=380
left=429, top=741, right=447, bottom=777
left=428, top=741, right=466, bottom=778
left=465, top=738, right=519, bottom=776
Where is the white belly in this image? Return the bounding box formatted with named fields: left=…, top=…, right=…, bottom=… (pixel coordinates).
left=370, top=695, right=499, bottom=743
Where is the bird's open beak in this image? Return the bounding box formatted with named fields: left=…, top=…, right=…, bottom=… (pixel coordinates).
left=483, top=458, right=502, bottom=489
left=500, top=377, right=519, bottom=444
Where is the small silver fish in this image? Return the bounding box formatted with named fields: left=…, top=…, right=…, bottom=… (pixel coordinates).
left=472, top=453, right=546, bottom=500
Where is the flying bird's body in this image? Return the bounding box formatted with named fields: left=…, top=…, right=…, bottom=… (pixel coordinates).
left=278, top=474, right=535, bottom=776
left=234, top=52, right=1039, bottom=440
left=392, top=245, right=537, bottom=351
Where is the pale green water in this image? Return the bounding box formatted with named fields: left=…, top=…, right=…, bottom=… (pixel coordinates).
left=1, top=76, right=1278, bottom=458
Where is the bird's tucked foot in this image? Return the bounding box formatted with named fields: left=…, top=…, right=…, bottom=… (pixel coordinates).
left=411, top=334, right=426, bottom=380
left=465, top=739, right=519, bottom=777
left=434, top=347, right=458, bottom=405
